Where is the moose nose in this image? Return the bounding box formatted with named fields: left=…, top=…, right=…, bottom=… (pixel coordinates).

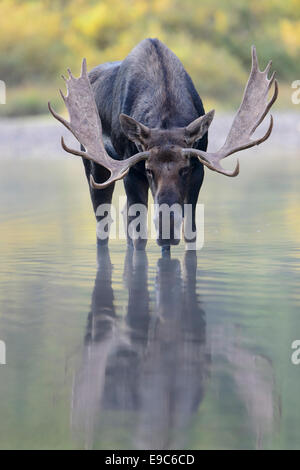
left=156, top=190, right=179, bottom=207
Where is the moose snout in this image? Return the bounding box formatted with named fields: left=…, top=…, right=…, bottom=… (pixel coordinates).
left=154, top=195, right=183, bottom=246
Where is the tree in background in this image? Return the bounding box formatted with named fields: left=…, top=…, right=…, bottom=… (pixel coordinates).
left=0, top=0, right=299, bottom=114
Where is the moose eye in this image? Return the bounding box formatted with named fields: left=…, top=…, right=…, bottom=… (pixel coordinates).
left=179, top=167, right=190, bottom=178
left=146, top=169, right=154, bottom=179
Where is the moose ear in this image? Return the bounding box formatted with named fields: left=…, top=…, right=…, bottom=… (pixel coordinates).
left=185, top=110, right=215, bottom=146
left=119, top=114, right=150, bottom=145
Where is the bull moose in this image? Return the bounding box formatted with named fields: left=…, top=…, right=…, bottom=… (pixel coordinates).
left=49, top=38, right=278, bottom=251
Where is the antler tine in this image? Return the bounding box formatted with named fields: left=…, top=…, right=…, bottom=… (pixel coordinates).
left=67, top=68, right=74, bottom=79
left=252, top=79, right=278, bottom=134
left=183, top=46, right=278, bottom=177
left=251, top=45, right=259, bottom=72
left=61, top=136, right=91, bottom=159
left=81, top=57, right=88, bottom=78
left=252, top=45, right=272, bottom=78
left=253, top=114, right=274, bottom=146
left=48, top=101, right=72, bottom=134
left=268, top=70, right=276, bottom=84
left=216, top=159, right=240, bottom=177
left=49, top=58, right=150, bottom=187
left=264, top=60, right=272, bottom=76
left=90, top=171, right=121, bottom=190
left=59, top=88, right=67, bottom=103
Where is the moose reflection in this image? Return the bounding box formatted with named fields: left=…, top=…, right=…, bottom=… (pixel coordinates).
left=71, top=247, right=208, bottom=449
left=71, top=247, right=279, bottom=449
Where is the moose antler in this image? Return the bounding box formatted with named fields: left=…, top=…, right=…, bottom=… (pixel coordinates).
left=182, top=46, right=278, bottom=176
left=48, top=59, right=150, bottom=189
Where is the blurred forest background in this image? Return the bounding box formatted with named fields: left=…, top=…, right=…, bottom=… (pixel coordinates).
left=0, top=0, right=299, bottom=117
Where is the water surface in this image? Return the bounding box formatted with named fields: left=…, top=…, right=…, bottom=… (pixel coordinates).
left=0, top=146, right=300, bottom=450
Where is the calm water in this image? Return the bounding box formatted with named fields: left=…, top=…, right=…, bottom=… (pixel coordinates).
left=0, top=149, right=300, bottom=450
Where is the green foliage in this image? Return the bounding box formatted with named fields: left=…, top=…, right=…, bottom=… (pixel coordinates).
left=0, top=0, right=298, bottom=115
left=0, top=86, right=61, bottom=117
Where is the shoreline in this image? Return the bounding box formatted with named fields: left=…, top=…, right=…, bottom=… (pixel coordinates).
left=0, top=111, right=299, bottom=159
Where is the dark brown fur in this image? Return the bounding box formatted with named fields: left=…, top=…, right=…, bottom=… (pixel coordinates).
left=85, top=39, right=209, bottom=249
